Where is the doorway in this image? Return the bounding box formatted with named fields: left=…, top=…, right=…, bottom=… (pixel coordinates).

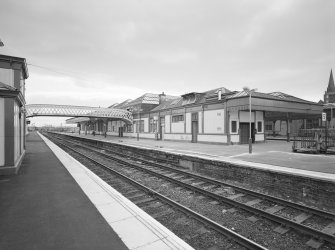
left=240, top=122, right=255, bottom=144
left=191, top=113, right=198, bottom=143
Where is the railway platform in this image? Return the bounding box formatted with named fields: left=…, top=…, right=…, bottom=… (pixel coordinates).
left=0, top=132, right=193, bottom=250
left=65, top=132, right=335, bottom=182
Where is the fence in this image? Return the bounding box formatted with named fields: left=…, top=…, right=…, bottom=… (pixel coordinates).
left=292, top=128, right=335, bottom=153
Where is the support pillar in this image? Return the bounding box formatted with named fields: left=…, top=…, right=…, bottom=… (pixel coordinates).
left=272, top=121, right=276, bottom=136
left=287, top=119, right=291, bottom=142
left=303, top=119, right=307, bottom=129
left=226, top=109, right=230, bottom=144
left=103, top=119, right=107, bottom=137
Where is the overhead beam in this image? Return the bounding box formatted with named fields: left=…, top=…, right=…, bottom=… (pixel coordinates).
left=26, top=104, right=133, bottom=124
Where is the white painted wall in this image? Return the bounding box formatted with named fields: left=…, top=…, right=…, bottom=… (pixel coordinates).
left=185, top=113, right=191, bottom=134
left=230, top=134, right=240, bottom=143
left=198, top=112, right=202, bottom=134
left=204, top=109, right=224, bottom=134
left=256, top=111, right=263, bottom=120
left=230, top=112, right=238, bottom=120
left=107, top=121, right=112, bottom=131
left=255, top=134, right=265, bottom=141
left=143, top=118, right=149, bottom=132
left=0, top=68, right=14, bottom=87
left=121, top=132, right=156, bottom=139
left=171, top=121, right=184, bottom=133
left=198, top=134, right=227, bottom=143
left=239, top=111, right=255, bottom=123
left=14, top=102, right=20, bottom=163
left=256, top=111, right=264, bottom=133
left=165, top=115, right=171, bottom=133
left=0, top=98, right=4, bottom=166
left=21, top=112, right=24, bottom=153
left=164, top=133, right=191, bottom=141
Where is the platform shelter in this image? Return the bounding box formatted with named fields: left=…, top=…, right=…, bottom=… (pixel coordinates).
left=0, top=54, right=28, bottom=175
left=71, top=88, right=323, bottom=144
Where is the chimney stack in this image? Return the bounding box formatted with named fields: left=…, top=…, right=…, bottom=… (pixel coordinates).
left=159, top=92, right=166, bottom=104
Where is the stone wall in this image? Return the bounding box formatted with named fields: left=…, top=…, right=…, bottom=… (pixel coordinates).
left=57, top=132, right=335, bottom=212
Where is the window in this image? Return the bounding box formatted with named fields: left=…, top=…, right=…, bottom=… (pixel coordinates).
left=306, top=119, right=319, bottom=129
left=126, top=124, right=133, bottom=133
left=172, top=115, right=184, bottom=123
left=139, top=120, right=144, bottom=133
left=257, top=121, right=263, bottom=133
left=231, top=121, right=237, bottom=133
left=149, top=118, right=156, bottom=133
left=265, top=124, right=273, bottom=131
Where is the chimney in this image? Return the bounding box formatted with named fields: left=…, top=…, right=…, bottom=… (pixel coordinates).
left=159, top=92, right=166, bottom=104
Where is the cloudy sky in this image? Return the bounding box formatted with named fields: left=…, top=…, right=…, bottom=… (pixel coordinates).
left=1, top=0, right=334, bottom=125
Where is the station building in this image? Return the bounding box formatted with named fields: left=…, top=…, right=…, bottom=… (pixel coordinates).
left=72, top=86, right=323, bottom=144
left=0, top=54, right=28, bottom=175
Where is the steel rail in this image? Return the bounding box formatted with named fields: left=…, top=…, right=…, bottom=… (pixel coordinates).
left=48, top=134, right=267, bottom=250
left=48, top=133, right=335, bottom=245
left=55, top=132, right=335, bottom=220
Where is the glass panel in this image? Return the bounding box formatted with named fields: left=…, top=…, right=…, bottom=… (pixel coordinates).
left=231, top=121, right=237, bottom=133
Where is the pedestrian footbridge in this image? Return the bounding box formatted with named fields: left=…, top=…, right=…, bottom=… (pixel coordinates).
left=25, top=104, right=133, bottom=123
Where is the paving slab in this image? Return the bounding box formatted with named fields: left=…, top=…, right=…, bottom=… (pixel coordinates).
left=40, top=132, right=194, bottom=250
left=0, top=132, right=129, bottom=250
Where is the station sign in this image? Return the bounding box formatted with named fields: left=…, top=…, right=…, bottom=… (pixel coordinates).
left=322, top=112, right=326, bottom=122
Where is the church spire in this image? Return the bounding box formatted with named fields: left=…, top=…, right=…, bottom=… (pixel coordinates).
left=327, top=69, right=335, bottom=93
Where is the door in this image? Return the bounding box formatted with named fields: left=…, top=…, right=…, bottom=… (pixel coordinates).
left=191, top=113, right=198, bottom=143
left=192, top=121, right=198, bottom=143
left=239, top=123, right=255, bottom=144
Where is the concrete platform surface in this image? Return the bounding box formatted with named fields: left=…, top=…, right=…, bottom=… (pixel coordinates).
left=0, top=132, right=128, bottom=250
left=65, top=132, right=335, bottom=182
left=0, top=132, right=193, bottom=250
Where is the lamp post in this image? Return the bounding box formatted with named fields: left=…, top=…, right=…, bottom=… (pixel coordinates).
left=243, top=87, right=257, bottom=154
left=135, top=107, right=143, bottom=141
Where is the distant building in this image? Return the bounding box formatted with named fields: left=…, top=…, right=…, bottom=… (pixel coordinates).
left=324, top=69, right=335, bottom=104
left=73, top=87, right=322, bottom=144
left=323, top=69, right=335, bottom=128
left=0, top=54, right=28, bottom=175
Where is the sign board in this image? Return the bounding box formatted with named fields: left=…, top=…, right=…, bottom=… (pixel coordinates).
left=322, top=112, right=326, bottom=122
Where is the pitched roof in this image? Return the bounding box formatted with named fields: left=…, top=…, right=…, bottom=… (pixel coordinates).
left=151, top=87, right=232, bottom=112
left=112, top=99, right=132, bottom=109
left=327, top=69, right=335, bottom=93
left=126, top=93, right=178, bottom=107
left=227, top=90, right=318, bottom=104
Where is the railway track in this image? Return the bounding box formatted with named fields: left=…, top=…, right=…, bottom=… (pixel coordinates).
left=45, top=132, right=265, bottom=250
left=45, top=132, right=335, bottom=249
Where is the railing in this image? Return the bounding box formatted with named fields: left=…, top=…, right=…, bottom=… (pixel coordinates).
left=25, top=104, right=133, bottom=124
left=293, top=128, right=335, bottom=153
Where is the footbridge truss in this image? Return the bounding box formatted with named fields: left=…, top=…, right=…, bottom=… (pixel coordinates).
left=25, top=104, right=133, bottom=123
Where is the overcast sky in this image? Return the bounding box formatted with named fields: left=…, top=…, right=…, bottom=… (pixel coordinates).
left=1, top=0, right=334, bottom=125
